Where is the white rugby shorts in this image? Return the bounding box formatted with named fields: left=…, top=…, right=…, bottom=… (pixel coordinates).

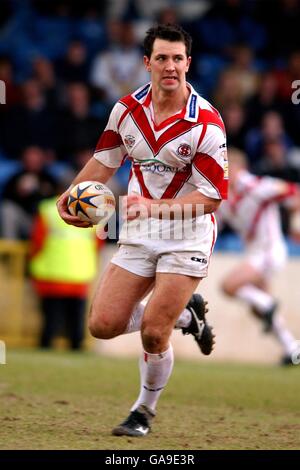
left=245, top=240, right=287, bottom=279
left=111, top=242, right=214, bottom=278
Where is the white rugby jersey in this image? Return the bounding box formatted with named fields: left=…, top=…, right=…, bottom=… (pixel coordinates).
left=217, top=170, right=297, bottom=251
left=94, top=82, right=228, bottom=246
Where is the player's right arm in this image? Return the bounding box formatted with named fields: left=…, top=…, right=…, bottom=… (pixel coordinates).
left=57, top=102, right=127, bottom=227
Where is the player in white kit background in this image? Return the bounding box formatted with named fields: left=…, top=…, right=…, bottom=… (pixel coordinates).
left=57, top=24, right=228, bottom=436
left=217, top=148, right=300, bottom=365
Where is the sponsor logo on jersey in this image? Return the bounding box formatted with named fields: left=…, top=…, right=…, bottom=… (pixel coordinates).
left=124, top=135, right=135, bottom=148
left=142, top=162, right=187, bottom=174
left=177, top=143, right=192, bottom=158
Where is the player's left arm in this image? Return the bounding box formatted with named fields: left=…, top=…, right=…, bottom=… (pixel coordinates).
left=257, top=178, right=299, bottom=204
left=123, top=191, right=220, bottom=221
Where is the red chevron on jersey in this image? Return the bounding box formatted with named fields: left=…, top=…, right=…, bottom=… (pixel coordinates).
left=193, top=152, right=228, bottom=199
left=161, top=165, right=192, bottom=199
left=133, top=163, right=153, bottom=199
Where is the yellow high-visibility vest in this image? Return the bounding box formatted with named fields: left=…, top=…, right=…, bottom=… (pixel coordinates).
left=29, top=197, right=98, bottom=283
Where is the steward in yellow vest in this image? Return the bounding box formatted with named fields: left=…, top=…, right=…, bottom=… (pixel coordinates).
left=29, top=196, right=101, bottom=349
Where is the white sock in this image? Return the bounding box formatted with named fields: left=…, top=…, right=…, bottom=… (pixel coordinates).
left=131, top=344, right=174, bottom=412
left=174, top=308, right=192, bottom=329
left=272, top=315, right=297, bottom=356
left=236, top=285, right=275, bottom=313
left=124, top=305, right=191, bottom=334
left=124, top=303, right=145, bottom=334
left=237, top=286, right=296, bottom=356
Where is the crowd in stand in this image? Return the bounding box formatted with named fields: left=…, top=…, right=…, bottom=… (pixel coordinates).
left=1, top=0, right=300, bottom=241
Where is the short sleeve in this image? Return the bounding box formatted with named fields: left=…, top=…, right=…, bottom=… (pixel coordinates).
left=93, top=102, right=127, bottom=168
left=192, top=124, right=228, bottom=199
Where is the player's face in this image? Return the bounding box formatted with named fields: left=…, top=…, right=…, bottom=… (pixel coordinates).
left=144, top=39, right=191, bottom=92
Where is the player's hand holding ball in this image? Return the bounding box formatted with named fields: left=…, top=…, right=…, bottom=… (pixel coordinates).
left=67, top=181, right=116, bottom=227
left=56, top=181, right=115, bottom=228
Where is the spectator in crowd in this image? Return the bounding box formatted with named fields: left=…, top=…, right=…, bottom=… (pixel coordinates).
left=245, top=72, right=283, bottom=129
left=32, top=56, right=59, bottom=109
left=222, top=103, right=247, bottom=150
left=245, top=111, right=294, bottom=167
left=226, top=44, right=259, bottom=103
left=254, top=139, right=300, bottom=183
left=55, top=40, right=90, bottom=84
left=156, top=5, right=179, bottom=25
left=261, top=0, right=300, bottom=58
left=90, top=19, right=148, bottom=104
left=56, top=82, right=107, bottom=162
left=2, top=79, right=56, bottom=157
left=193, top=0, right=267, bottom=56
left=0, top=146, right=56, bottom=239
left=213, top=69, right=245, bottom=109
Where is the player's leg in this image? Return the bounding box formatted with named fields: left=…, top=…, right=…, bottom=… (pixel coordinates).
left=222, top=261, right=298, bottom=362
left=123, top=245, right=215, bottom=354
left=221, top=262, right=277, bottom=331
left=271, top=314, right=298, bottom=365
left=94, top=243, right=212, bottom=345
left=123, top=281, right=213, bottom=355
left=112, top=273, right=200, bottom=437
left=221, top=261, right=266, bottom=296
left=88, top=263, right=154, bottom=339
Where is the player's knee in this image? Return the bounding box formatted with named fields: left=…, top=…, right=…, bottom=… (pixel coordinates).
left=88, top=318, right=110, bottom=339
left=141, top=325, right=166, bottom=352
left=88, top=309, right=119, bottom=339
left=221, top=280, right=236, bottom=297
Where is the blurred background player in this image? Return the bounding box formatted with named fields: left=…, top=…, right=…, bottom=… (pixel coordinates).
left=217, top=148, right=300, bottom=365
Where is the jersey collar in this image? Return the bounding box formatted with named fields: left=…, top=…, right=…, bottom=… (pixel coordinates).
left=132, top=82, right=200, bottom=123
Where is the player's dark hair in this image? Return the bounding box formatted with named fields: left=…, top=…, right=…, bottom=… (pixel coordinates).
left=143, top=24, right=192, bottom=58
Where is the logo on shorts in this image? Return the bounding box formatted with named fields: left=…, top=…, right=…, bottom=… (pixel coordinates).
left=191, top=257, right=207, bottom=264
left=124, top=135, right=135, bottom=148
left=177, top=143, right=192, bottom=159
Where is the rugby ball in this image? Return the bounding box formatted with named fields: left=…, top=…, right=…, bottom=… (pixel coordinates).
left=68, top=181, right=115, bottom=225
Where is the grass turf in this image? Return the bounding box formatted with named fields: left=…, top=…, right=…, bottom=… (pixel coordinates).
left=0, top=349, right=300, bottom=450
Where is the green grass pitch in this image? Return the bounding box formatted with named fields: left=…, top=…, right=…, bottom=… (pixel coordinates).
left=1, top=349, right=300, bottom=450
